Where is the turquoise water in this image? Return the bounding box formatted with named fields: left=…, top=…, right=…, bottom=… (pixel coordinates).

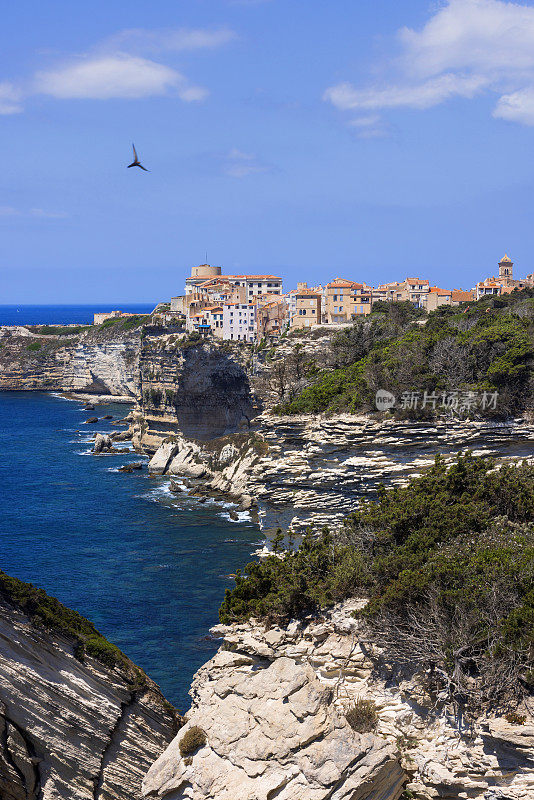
left=0, top=392, right=261, bottom=710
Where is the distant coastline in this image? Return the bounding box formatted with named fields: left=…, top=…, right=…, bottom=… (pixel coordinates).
left=0, top=304, right=156, bottom=327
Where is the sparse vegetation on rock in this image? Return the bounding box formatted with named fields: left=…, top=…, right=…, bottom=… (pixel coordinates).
left=345, top=699, right=379, bottom=732
left=179, top=726, right=207, bottom=756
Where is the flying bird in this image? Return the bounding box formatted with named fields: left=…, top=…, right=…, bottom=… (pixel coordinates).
left=127, top=143, right=149, bottom=171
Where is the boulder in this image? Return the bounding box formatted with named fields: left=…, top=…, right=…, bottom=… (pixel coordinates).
left=148, top=442, right=180, bottom=475
left=118, top=462, right=144, bottom=473
left=93, top=434, right=113, bottom=454
left=85, top=417, right=98, bottom=424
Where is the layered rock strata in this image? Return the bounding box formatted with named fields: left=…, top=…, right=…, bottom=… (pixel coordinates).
left=148, top=414, right=534, bottom=533
left=145, top=601, right=534, bottom=800
left=0, top=593, right=180, bottom=800
left=134, top=335, right=258, bottom=449
left=0, top=326, right=141, bottom=396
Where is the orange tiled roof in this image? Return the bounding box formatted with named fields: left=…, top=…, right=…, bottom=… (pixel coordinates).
left=451, top=290, right=473, bottom=301
left=327, top=278, right=362, bottom=289
left=429, top=286, right=451, bottom=295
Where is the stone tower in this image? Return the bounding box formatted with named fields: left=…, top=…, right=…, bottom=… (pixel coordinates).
left=498, top=254, right=513, bottom=284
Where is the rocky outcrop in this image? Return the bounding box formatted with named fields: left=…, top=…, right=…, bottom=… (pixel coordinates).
left=149, top=413, right=534, bottom=533
left=0, top=326, right=141, bottom=396
left=143, top=647, right=404, bottom=800
left=0, top=589, right=180, bottom=800
left=145, top=601, right=534, bottom=800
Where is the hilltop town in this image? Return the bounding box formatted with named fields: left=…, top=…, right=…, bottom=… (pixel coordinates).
left=95, top=254, right=534, bottom=343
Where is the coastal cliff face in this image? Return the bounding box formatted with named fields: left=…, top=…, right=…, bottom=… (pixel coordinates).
left=3, top=330, right=534, bottom=800
left=133, top=334, right=258, bottom=450
left=0, top=325, right=141, bottom=396
left=0, top=590, right=180, bottom=800
left=144, top=601, right=534, bottom=800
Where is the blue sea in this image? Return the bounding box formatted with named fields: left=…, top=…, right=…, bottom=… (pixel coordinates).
left=0, top=392, right=261, bottom=710
left=0, top=304, right=156, bottom=326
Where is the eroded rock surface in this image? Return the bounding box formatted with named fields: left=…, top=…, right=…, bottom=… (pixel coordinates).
left=0, top=594, right=179, bottom=800
left=148, top=414, right=534, bottom=533
left=0, top=326, right=140, bottom=396
left=143, top=650, right=404, bottom=800
left=166, top=602, right=533, bottom=800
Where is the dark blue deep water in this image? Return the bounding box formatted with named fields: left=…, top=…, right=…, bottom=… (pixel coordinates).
left=0, top=305, right=155, bottom=326
left=0, top=392, right=261, bottom=710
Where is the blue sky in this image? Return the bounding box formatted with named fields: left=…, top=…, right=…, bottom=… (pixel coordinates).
left=3, top=0, right=534, bottom=302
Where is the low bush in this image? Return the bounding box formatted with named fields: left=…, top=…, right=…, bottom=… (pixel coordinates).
left=345, top=699, right=379, bottom=733
left=26, top=342, right=42, bottom=351
left=29, top=325, right=89, bottom=336
left=179, top=726, right=207, bottom=757
left=276, top=289, right=534, bottom=418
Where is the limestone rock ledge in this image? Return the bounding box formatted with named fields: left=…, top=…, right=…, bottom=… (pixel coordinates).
left=147, top=415, right=534, bottom=533
left=0, top=595, right=180, bottom=800
left=144, top=601, right=534, bottom=800
left=143, top=651, right=404, bottom=800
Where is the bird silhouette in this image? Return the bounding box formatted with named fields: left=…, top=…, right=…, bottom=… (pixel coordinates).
left=127, top=143, right=149, bottom=171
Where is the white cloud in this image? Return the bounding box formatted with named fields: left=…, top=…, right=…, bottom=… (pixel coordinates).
left=399, top=0, right=534, bottom=78
left=494, top=86, right=534, bottom=123
left=223, top=149, right=270, bottom=177
left=324, top=74, right=487, bottom=111
left=324, top=0, right=534, bottom=127
left=1, top=24, right=235, bottom=110
left=104, top=27, right=237, bottom=55
left=348, top=115, right=388, bottom=138
left=0, top=82, right=23, bottom=114
left=0, top=207, right=67, bottom=218
left=34, top=54, right=197, bottom=100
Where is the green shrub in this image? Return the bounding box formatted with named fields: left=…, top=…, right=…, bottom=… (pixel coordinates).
left=83, top=636, right=124, bottom=668
left=0, top=570, right=128, bottom=670
left=29, top=325, right=88, bottom=336
left=505, top=712, right=527, bottom=725
left=149, top=387, right=162, bottom=405
left=26, top=342, right=42, bottom=351
left=345, top=699, right=379, bottom=733
left=179, top=726, right=207, bottom=757
left=277, top=288, right=534, bottom=418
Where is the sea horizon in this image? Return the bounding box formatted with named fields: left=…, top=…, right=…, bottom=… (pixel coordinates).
left=0, top=303, right=158, bottom=326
